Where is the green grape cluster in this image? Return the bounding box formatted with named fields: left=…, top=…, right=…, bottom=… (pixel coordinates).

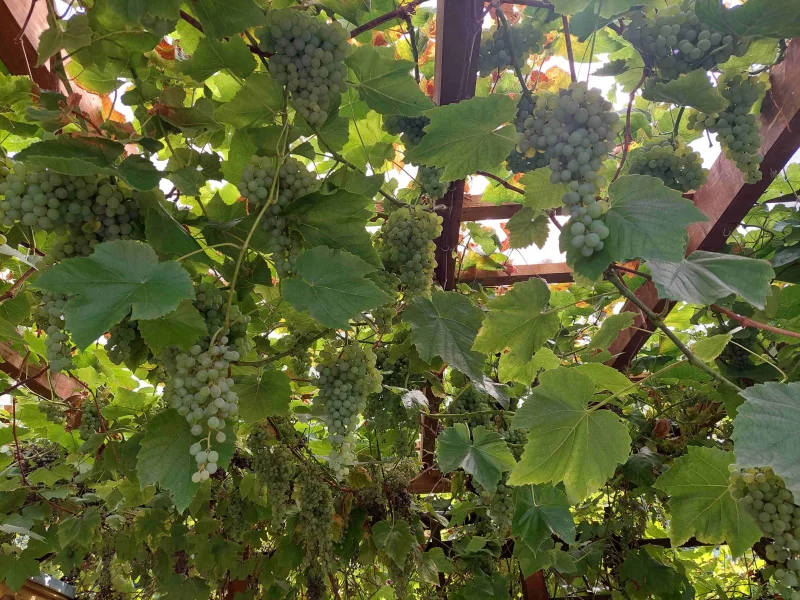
left=40, top=401, right=65, bottom=425
left=295, top=465, right=335, bottom=569
left=384, top=115, right=430, bottom=147
left=222, top=481, right=249, bottom=541
left=247, top=424, right=298, bottom=522
left=78, top=399, right=102, bottom=439
left=260, top=9, right=349, bottom=124
left=368, top=271, right=400, bottom=333
left=730, top=467, right=800, bottom=598
left=238, top=155, right=317, bottom=278
left=514, top=83, right=621, bottom=256
left=0, top=164, right=141, bottom=257
left=276, top=332, right=313, bottom=379
left=687, top=73, right=766, bottom=184
left=478, top=22, right=544, bottom=77
left=478, top=478, right=515, bottom=534
left=629, top=139, right=707, bottom=192
left=376, top=205, right=443, bottom=297
left=417, top=165, right=448, bottom=200
left=503, top=427, right=528, bottom=460
left=107, top=317, right=147, bottom=367
left=623, top=1, right=749, bottom=80
left=446, top=387, right=494, bottom=429
left=314, top=341, right=382, bottom=478
left=164, top=339, right=239, bottom=483
left=33, top=292, right=74, bottom=373
left=507, top=95, right=546, bottom=173
left=192, top=282, right=251, bottom=353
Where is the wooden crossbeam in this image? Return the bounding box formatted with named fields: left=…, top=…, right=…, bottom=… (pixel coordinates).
left=460, top=262, right=573, bottom=286
left=0, top=343, right=83, bottom=401
left=610, top=39, right=800, bottom=369
left=461, top=194, right=523, bottom=221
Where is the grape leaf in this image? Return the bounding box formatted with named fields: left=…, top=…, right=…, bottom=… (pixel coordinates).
left=696, top=0, right=800, bottom=39
left=34, top=241, right=195, bottom=349
left=286, top=188, right=381, bottom=267
left=437, top=424, right=516, bottom=491
left=234, top=370, right=292, bottom=425
left=419, top=548, right=454, bottom=585
left=403, top=289, right=486, bottom=382
left=216, top=72, right=285, bottom=129
left=36, top=13, right=93, bottom=67
left=14, top=135, right=124, bottom=175
left=619, top=549, right=695, bottom=600
left=193, top=0, right=266, bottom=38
left=509, top=368, right=631, bottom=501
left=179, top=36, right=256, bottom=82
left=282, top=246, right=391, bottom=330
left=648, top=251, right=774, bottom=310
left=505, top=208, right=550, bottom=249
left=512, top=484, right=576, bottom=551
left=372, top=520, right=415, bottom=567
left=498, top=347, right=561, bottom=385
left=642, top=69, right=729, bottom=114
left=137, top=409, right=234, bottom=513
left=552, top=0, right=661, bottom=18
left=565, top=175, right=707, bottom=280
left=732, top=382, right=800, bottom=498
left=473, top=279, right=560, bottom=359
left=519, top=169, right=566, bottom=212
left=345, top=46, right=434, bottom=116
left=691, top=333, right=732, bottom=363
left=138, top=300, right=208, bottom=353
left=0, top=553, right=41, bottom=591
left=573, top=363, right=635, bottom=396
left=117, top=155, right=161, bottom=191
left=586, top=312, right=635, bottom=352
left=405, top=95, right=518, bottom=181
left=157, top=575, right=211, bottom=600
left=653, top=446, right=760, bottom=557
left=145, top=206, right=213, bottom=266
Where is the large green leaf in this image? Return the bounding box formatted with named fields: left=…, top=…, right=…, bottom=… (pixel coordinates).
left=286, top=188, right=381, bottom=266
left=505, top=208, right=550, bottom=250
left=509, top=368, right=631, bottom=501
left=619, top=549, right=695, bottom=600
left=345, top=46, right=434, bottom=116
left=654, top=446, right=760, bottom=556
left=732, top=382, right=800, bottom=497
left=216, top=72, right=285, bottom=129
left=179, top=36, right=256, bottom=82
left=403, top=289, right=486, bottom=381
left=193, top=0, right=266, bottom=38
left=234, top=370, right=292, bottom=425
left=405, top=95, right=517, bottom=181
left=498, top=347, right=561, bottom=385
left=648, top=251, right=774, bottom=310
left=145, top=205, right=213, bottom=266
left=372, top=520, right=416, bottom=567
left=138, top=300, right=207, bottom=353
left=566, top=175, right=707, bottom=280
left=35, top=241, right=194, bottom=349
left=473, top=279, right=560, bottom=360
left=512, top=484, right=576, bottom=550
left=0, top=553, right=41, bottom=591
left=519, top=169, right=566, bottom=212
left=552, top=0, right=661, bottom=18
left=137, top=409, right=234, bottom=513
left=15, top=135, right=124, bottom=175
left=436, top=424, right=516, bottom=491
left=282, top=246, right=390, bottom=329
left=37, top=13, right=93, bottom=67
left=642, top=70, right=729, bottom=114
left=696, top=0, right=800, bottom=39
left=586, top=312, right=635, bottom=352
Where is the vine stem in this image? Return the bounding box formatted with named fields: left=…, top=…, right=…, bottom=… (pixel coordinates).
left=612, top=70, right=648, bottom=182
left=562, top=15, right=577, bottom=83
left=710, top=304, right=800, bottom=340
left=605, top=270, right=742, bottom=392
left=494, top=5, right=533, bottom=102
left=426, top=409, right=513, bottom=420
left=349, top=0, right=426, bottom=38
left=476, top=170, right=524, bottom=194
left=403, top=14, right=421, bottom=83
left=0, top=267, right=36, bottom=304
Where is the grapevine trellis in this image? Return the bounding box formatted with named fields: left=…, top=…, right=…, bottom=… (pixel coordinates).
left=3, top=0, right=800, bottom=598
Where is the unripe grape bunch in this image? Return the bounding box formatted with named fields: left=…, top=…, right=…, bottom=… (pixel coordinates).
left=478, top=22, right=544, bottom=77
left=687, top=73, right=766, bottom=184
left=164, top=339, right=240, bottom=483
left=446, top=386, right=494, bottom=429
left=507, top=95, right=547, bottom=173
left=247, top=424, right=298, bottom=522
left=33, top=292, right=75, bottom=373
left=107, top=317, right=147, bottom=367
left=730, top=466, right=800, bottom=598
left=193, top=281, right=252, bottom=354
left=238, top=155, right=318, bottom=278
left=259, top=9, right=349, bottom=125
left=623, top=0, right=749, bottom=80
left=417, top=165, right=448, bottom=200
left=313, top=342, right=382, bottom=478
left=384, top=115, right=430, bottom=148
left=628, top=139, right=707, bottom=192
left=376, top=204, right=443, bottom=297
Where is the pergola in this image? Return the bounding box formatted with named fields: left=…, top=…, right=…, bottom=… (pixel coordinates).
left=2, top=0, right=800, bottom=598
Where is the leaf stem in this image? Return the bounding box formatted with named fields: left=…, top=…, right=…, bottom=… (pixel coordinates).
left=605, top=270, right=742, bottom=392
left=612, top=69, right=648, bottom=182
left=562, top=15, right=577, bottom=83
left=494, top=5, right=533, bottom=101
left=710, top=304, right=800, bottom=341
left=672, top=106, right=686, bottom=141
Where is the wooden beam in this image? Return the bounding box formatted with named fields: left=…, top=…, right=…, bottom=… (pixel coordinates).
left=432, top=0, right=482, bottom=290
left=461, top=262, right=573, bottom=286
left=461, top=195, right=523, bottom=221
left=0, top=343, right=83, bottom=401
left=610, top=39, right=800, bottom=369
